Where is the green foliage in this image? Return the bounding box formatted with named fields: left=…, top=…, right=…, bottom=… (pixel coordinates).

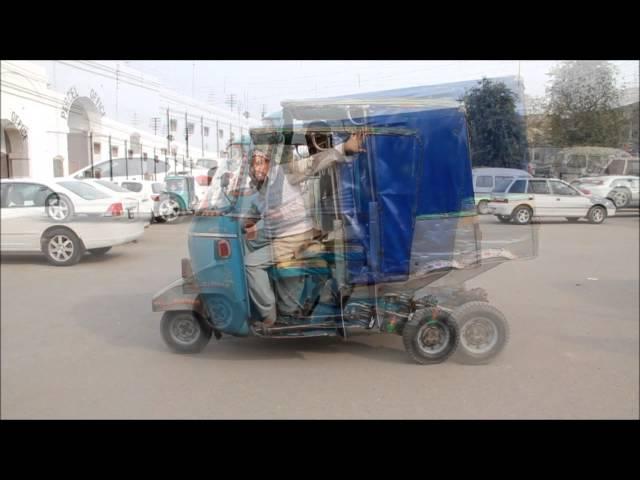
left=463, top=78, right=527, bottom=169
left=546, top=61, right=624, bottom=147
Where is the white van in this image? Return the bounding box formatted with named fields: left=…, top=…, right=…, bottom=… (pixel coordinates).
left=473, top=167, right=532, bottom=214
left=551, top=147, right=633, bottom=182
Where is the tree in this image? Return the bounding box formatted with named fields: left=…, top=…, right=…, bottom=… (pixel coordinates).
left=462, top=78, right=527, bottom=169
left=546, top=61, right=624, bottom=147
left=525, top=95, right=552, bottom=146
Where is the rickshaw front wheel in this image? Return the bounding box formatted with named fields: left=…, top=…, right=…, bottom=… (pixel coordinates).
left=402, top=309, right=459, bottom=365
left=161, top=311, right=212, bottom=354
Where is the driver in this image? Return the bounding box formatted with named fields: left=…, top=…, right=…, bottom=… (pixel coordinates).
left=244, top=126, right=366, bottom=329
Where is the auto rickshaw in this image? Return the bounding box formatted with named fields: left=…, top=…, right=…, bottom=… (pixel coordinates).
left=156, top=174, right=197, bottom=223
left=152, top=88, right=537, bottom=364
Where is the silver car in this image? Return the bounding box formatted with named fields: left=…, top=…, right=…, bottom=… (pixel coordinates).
left=571, top=176, right=640, bottom=209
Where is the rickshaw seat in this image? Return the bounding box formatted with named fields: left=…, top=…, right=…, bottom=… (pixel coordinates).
left=272, top=257, right=330, bottom=279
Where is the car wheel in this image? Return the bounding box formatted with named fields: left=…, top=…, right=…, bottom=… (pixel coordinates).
left=45, top=193, right=74, bottom=222
left=158, top=197, right=181, bottom=223
left=496, top=215, right=511, bottom=223
left=89, top=247, right=112, bottom=256
left=161, top=311, right=212, bottom=354
left=512, top=206, right=532, bottom=225
left=609, top=188, right=631, bottom=209
left=587, top=206, right=607, bottom=224
left=477, top=200, right=489, bottom=215
left=42, top=228, right=84, bottom=266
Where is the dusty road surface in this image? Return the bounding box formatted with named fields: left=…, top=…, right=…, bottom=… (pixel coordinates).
left=2, top=212, right=638, bottom=419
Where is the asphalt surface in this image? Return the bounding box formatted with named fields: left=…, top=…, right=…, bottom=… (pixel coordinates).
left=2, top=212, right=638, bottom=419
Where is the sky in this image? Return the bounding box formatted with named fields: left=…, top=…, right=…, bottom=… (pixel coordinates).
left=128, top=60, right=640, bottom=119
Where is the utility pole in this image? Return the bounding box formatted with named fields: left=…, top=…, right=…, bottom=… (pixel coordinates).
left=166, top=108, right=171, bottom=156
left=225, top=94, right=237, bottom=113
left=150, top=117, right=161, bottom=136
left=216, top=120, right=220, bottom=157
left=185, top=111, right=190, bottom=162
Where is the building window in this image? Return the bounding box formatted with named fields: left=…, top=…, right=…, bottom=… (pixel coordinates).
left=128, top=149, right=134, bottom=157
left=219, top=129, right=224, bottom=138
left=186, top=123, right=194, bottom=135
left=170, top=119, right=177, bottom=132
left=204, top=127, right=210, bottom=137
left=111, top=146, right=119, bottom=157
left=93, top=143, right=101, bottom=155
left=142, top=152, right=148, bottom=160
left=161, top=148, right=167, bottom=156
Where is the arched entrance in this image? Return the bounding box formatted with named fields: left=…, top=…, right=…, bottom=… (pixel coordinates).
left=66, top=98, right=101, bottom=175
left=1, top=119, right=30, bottom=178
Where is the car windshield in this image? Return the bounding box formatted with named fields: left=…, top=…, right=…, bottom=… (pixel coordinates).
left=166, top=179, right=186, bottom=191
left=493, top=176, right=515, bottom=192
left=57, top=181, right=110, bottom=200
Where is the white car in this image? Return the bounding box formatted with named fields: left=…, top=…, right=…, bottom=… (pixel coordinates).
left=116, top=179, right=165, bottom=223
left=571, top=176, right=639, bottom=209
left=1, top=178, right=145, bottom=266
left=70, top=156, right=181, bottom=183
left=77, top=179, right=142, bottom=220
left=488, top=177, right=616, bottom=225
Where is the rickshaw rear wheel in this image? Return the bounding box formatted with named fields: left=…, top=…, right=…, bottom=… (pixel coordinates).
left=402, top=309, right=459, bottom=365
left=450, top=301, right=509, bottom=365
left=161, top=311, right=212, bottom=354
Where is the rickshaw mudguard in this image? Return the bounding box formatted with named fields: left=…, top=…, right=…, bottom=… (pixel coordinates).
left=152, top=277, right=250, bottom=336
left=152, top=277, right=202, bottom=313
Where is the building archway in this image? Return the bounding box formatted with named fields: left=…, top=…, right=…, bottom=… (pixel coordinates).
left=1, top=119, right=30, bottom=178
left=66, top=97, right=101, bottom=175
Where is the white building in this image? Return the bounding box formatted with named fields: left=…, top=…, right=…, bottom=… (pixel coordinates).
left=1, top=60, right=256, bottom=179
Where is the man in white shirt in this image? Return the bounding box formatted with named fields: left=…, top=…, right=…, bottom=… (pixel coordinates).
left=245, top=126, right=366, bottom=328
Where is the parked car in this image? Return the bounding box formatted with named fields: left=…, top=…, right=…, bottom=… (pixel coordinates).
left=1, top=178, right=145, bottom=266
left=70, top=156, right=187, bottom=184
left=571, top=175, right=640, bottom=209
left=472, top=167, right=531, bottom=214
left=116, top=179, right=165, bottom=223
left=77, top=179, right=142, bottom=221
left=488, top=177, right=616, bottom=225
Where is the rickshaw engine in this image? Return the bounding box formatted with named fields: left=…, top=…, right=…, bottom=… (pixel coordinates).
left=343, top=302, right=375, bottom=328
left=379, top=293, right=414, bottom=334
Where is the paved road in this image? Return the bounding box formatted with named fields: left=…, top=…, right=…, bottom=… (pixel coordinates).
left=2, top=212, right=638, bottom=419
